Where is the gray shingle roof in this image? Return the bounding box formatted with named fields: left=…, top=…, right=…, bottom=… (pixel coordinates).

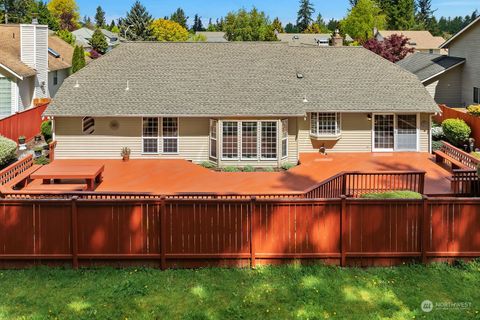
left=396, top=52, right=465, bottom=82
left=46, top=42, right=440, bottom=117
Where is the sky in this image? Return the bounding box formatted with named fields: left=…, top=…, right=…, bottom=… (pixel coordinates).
left=77, top=0, right=480, bottom=26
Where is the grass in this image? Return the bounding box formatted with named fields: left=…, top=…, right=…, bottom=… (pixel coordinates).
left=360, top=191, right=423, bottom=199
left=0, top=263, right=479, bottom=319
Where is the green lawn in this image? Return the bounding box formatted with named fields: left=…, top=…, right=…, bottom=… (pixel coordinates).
left=0, top=262, right=479, bottom=320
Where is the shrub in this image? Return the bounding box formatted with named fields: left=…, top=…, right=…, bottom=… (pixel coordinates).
left=467, top=105, right=480, bottom=117
left=281, top=162, right=297, bottom=170
left=360, top=191, right=422, bottom=199
left=222, top=166, right=240, bottom=172
left=200, top=161, right=216, bottom=169
left=263, top=167, right=274, bottom=172
left=242, top=165, right=255, bottom=172
left=0, top=136, right=17, bottom=168
left=441, top=118, right=471, bottom=146
left=41, top=120, right=53, bottom=143
left=432, top=140, right=443, bottom=152
left=431, top=126, right=445, bottom=141
left=34, top=155, right=50, bottom=165
left=55, top=30, right=76, bottom=46
left=89, top=49, right=101, bottom=59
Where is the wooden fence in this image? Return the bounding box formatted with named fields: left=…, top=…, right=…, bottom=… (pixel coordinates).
left=434, top=104, right=480, bottom=144
left=0, top=196, right=478, bottom=268
left=0, top=104, right=48, bottom=142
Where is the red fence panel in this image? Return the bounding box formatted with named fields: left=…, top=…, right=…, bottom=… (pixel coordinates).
left=0, top=104, right=48, bottom=142
left=434, top=105, right=480, bottom=144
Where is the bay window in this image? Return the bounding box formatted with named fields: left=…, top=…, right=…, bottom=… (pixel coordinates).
left=142, top=117, right=178, bottom=154
left=310, top=112, right=340, bottom=136
left=221, top=120, right=280, bottom=161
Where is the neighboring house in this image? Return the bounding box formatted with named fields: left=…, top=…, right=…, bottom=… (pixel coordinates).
left=375, top=30, right=446, bottom=54
left=0, top=23, right=73, bottom=117
left=397, top=17, right=480, bottom=107
left=276, top=33, right=353, bottom=46
left=45, top=43, right=439, bottom=166
left=195, top=32, right=228, bottom=42
left=72, top=27, right=123, bottom=52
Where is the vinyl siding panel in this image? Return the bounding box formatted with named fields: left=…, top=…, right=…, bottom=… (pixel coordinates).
left=34, top=26, right=48, bottom=99
left=424, top=66, right=463, bottom=107
left=419, top=113, right=430, bottom=152
left=448, top=22, right=480, bottom=107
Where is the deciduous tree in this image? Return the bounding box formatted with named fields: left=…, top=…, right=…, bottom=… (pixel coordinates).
left=150, top=19, right=189, bottom=42
left=363, top=34, right=414, bottom=62
left=340, top=0, right=386, bottom=42
left=224, top=8, right=277, bottom=41
left=47, top=0, right=80, bottom=31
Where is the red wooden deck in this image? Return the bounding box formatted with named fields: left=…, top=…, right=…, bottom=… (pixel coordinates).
left=21, top=152, right=452, bottom=195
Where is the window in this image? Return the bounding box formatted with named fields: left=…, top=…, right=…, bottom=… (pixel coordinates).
left=281, top=119, right=288, bottom=159
left=210, top=119, right=217, bottom=158
left=396, top=114, right=417, bottom=150
left=222, top=121, right=238, bottom=159
left=241, top=122, right=258, bottom=159
left=82, top=117, right=95, bottom=134
left=0, top=77, right=11, bottom=116
left=261, top=121, right=277, bottom=159
left=474, top=87, right=479, bottom=104
left=142, top=117, right=159, bottom=153
left=162, top=117, right=178, bottom=153
left=310, top=113, right=340, bottom=136
left=53, top=71, right=58, bottom=86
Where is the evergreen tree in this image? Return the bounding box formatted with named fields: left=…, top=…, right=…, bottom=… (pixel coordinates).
left=109, top=19, right=116, bottom=31
left=285, top=22, right=298, bottom=33
left=71, top=45, right=85, bottom=73
left=119, top=1, right=153, bottom=41
left=94, top=5, right=106, bottom=28
left=272, top=17, right=284, bottom=33
left=315, top=13, right=328, bottom=32
left=415, top=0, right=436, bottom=33
left=207, top=18, right=217, bottom=31
left=327, top=18, right=339, bottom=31
left=89, top=28, right=108, bottom=54
left=192, top=14, right=205, bottom=32
left=82, top=15, right=94, bottom=29
left=296, top=0, right=315, bottom=32
left=170, top=8, right=188, bottom=29
left=349, top=0, right=358, bottom=7
left=390, top=0, right=415, bottom=30
left=36, top=0, right=59, bottom=30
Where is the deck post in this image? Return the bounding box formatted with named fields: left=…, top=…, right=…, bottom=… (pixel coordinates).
left=71, top=196, right=79, bottom=269
left=421, top=196, right=429, bottom=264
left=250, top=196, right=256, bottom=269
left=418, top=172, right=426, bottom=194
left=160, top=196, right=167, bottom=270
left=340, top=195, right=347, bottom=267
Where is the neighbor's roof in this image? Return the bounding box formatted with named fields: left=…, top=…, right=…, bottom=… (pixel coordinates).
left=72, top=27, right=123, bottom=48
left=441, top=16, right=480, bottom=48
left=276, top=33, right=353, bottom=44
left=0, top=24, right=74, bottom=78
left=396, top=53, right=465, bottom=82
left=46, top=42, right=440, bottom=117
left=377, top=30, right=445, bottom=50
left=195, top=32, right=228, bottom=42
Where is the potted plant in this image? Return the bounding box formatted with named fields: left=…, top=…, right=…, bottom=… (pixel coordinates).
left=18, top=136, right=27, bottom=151
left=121, top=147, right=131, bottom=161
left=34, top=146, right=43, bottom=158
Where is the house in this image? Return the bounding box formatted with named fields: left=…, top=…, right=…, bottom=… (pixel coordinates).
left=72, top=27, right=123, bottom=52
left=0, top=23, right=74, bottom=117
left=397, top=17, right=480, bottom=107
left=45, top=42, right=439, bottom=167
left=195, top=32, right=228, bottom=42
left=374, top=30, right=446, bottom=54
left=276, top=33, right=353, bottom=46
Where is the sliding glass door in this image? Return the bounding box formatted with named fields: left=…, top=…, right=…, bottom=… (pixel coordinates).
left=373, top=114, right=418, bottom=151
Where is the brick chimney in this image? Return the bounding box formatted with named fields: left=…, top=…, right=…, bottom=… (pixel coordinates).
left=332, top=29, right=343, bottom=47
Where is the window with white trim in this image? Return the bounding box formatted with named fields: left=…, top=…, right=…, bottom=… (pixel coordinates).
left=222, top=121, right=238, bottom=159
left=142, top=117, right=159, bottom=153
left=281, top=119, right=288, bottom=159
left=82, top=117, right=95, bottom=134
left=209, top=119, right=217, bottom=158
left=310, top=112, right=340, bottom=136
left=162, top=117, right=178, bottom=153
left=53, top=70, right=58, bottom=86
left=261, top=121, right=277, bottom=159
left=241, top=122, right=258, bottom=159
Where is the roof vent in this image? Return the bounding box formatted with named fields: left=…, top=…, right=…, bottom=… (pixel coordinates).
left=297, top=72, right=304, bottom=79
left=292, top=35, right=300, bottom=40
left=48, top=48, right=60, bottom=58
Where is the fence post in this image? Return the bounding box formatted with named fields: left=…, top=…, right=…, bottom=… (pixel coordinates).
left=421, top=196, right=429, bottom=264
left=340, top=195, right=347, bottom=267
left=71, top=196, right=79, bottom=269
left=341, top=174, right=347, bottom=196
left=418, top=172, right=425, bottom=194
left=160, top=196, right=167, bottom=270
left=250, top=196, right=256, bottom=269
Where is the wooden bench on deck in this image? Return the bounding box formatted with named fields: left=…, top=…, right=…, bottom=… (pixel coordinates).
left=26, top=184, right=88, bottom=192
left=434, top=141, right=479, bottom=170
left=30, top=163, right=104, bottom=191
left=3, top=165, right=41, bottom=190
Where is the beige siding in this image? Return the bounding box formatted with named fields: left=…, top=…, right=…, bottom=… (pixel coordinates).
left=55, top=117, right=209, bottom=161
left=448, top=23, right=480, bottom=107
left=298, top=113, right=372, bottom=153
left=424, top=66, right=463, bottom=107
left=419, top=113, right=430, bottom=152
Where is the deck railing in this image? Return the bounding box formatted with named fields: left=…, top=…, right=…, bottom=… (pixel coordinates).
left=0, top=155, right=34, bottom=186
left=438, top=141, right=480, bottom=170
left=451, top=169, right=480, bottom=196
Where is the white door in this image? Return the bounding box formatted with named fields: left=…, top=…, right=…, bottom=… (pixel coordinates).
left=373, top=114, right=394, bottom=151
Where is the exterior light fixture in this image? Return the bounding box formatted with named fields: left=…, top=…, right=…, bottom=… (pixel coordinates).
left=303, top=96, right=308, bottom=103
left=367, top=113, right=372, bottom=121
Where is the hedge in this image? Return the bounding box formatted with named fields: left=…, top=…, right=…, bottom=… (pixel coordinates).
left=0, top=136, right=17, bottom=168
